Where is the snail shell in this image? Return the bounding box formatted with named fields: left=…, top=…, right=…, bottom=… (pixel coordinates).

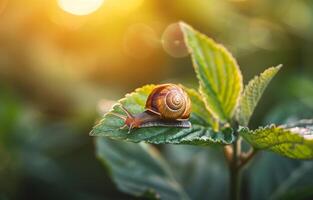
left=145, top=84, right=191, bottom=120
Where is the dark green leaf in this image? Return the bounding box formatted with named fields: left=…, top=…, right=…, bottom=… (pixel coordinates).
left=163, top=145, right=229, bottom=200
left=96, top=138, right=189, bottom=200
left=90, top=85, right=234, bottom=145
left=276, top=186, right=313, bottom=200
left=245, top=152, right=313, bottom=200
left=180, top=22, right=243, bottom=122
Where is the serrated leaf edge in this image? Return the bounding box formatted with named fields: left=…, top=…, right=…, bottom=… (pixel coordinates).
left=240, top=122, right=313, bottom=159
left=237, top=65, right=282, bottom=126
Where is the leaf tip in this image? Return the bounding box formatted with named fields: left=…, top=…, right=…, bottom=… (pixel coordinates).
left=272, top=64, right=283, bottom=73
left=276, top=64, right=283, bottom=69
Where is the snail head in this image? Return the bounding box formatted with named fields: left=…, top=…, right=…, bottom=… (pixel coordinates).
left=109, top=104, right=139, bottom=133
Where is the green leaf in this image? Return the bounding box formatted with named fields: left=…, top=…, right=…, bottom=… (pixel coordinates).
left=244, top=102, right=313, bottom=200
left=240, top=119, right=313, bottom=159
left=96, top=138, right=189, bottom=199
left=237, top=65, right=282, bottom=126
left=276, top=186, right=313, bottom=200
left=182, top=86, right=215, bottom=127
left=90, top=85, right=234, bottom=145
left=180, top=22, right=243, bottom=121
left=245, top=151, right=313, bottom=200
left=164, top=145, right=229, bottom=200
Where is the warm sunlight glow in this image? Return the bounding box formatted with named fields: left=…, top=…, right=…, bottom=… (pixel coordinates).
left=107, top=0, right=144, bottom=13
left=58, top=0, right=104, bottom=16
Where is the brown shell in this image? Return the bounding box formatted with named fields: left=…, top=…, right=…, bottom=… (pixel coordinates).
left=145, top=84, right=191, bottom=120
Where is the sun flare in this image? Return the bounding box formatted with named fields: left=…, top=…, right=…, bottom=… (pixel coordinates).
left=58, top=0, right=104, bottom=16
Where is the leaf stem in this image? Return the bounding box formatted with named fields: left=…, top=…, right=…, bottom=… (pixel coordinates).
left=239, top=148, right=258, bottom=169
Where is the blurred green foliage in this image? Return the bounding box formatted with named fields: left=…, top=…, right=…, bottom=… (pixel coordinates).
left=1, top=0, right=313, bottom=199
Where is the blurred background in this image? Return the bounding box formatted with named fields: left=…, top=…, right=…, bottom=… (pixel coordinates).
left=1, top=0, right=313, bottom=199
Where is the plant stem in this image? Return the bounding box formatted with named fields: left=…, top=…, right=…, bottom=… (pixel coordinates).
left=230, top=138, right=241, bottom=200
left=230, top=168, right=241, bottom=200
left=227, top=137, right=257, bottom=200
left=225, top=121, right=257, bottom=200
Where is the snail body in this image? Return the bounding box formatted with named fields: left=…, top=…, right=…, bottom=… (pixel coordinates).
left=115, top=84, right=191, bottom=132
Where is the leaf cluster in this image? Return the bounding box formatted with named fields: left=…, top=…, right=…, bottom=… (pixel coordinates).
left=90, top=22, right=313, bottom=199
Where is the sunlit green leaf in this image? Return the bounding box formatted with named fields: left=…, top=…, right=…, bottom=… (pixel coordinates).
left=180, top=22, right=243, bottom=122
left=96, top=138, right=189, bottom=199
left=245, top=96, right=313, bottom=200
left=240, top=119, right=313, bottom=159
left=182, top=86, right=215, bottom=127
left=90, top=85, right=234, bottom=145
left=237, top=65, right=282, bottom=126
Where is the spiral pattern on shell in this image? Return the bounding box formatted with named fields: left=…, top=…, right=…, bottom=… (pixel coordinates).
left=145, top=84, right=191, bottom=120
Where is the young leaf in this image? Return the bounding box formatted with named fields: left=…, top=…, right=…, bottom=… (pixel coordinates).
left=180, top=22, right=243, bottom=122
left=240, top=119, right=313, bottom=159
left=90, top=85, right=234, bottom=145
left=237, top=65, right=282, bottom=126
left=96, top=138, right=189, bottom=199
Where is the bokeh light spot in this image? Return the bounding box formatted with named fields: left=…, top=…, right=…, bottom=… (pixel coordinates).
left=162, top=23, right=189, bottom=58
left=58, top=0, right=104, bottom=16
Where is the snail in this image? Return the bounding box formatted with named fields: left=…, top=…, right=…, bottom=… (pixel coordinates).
left=111, top=84, right=192, bottom=132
